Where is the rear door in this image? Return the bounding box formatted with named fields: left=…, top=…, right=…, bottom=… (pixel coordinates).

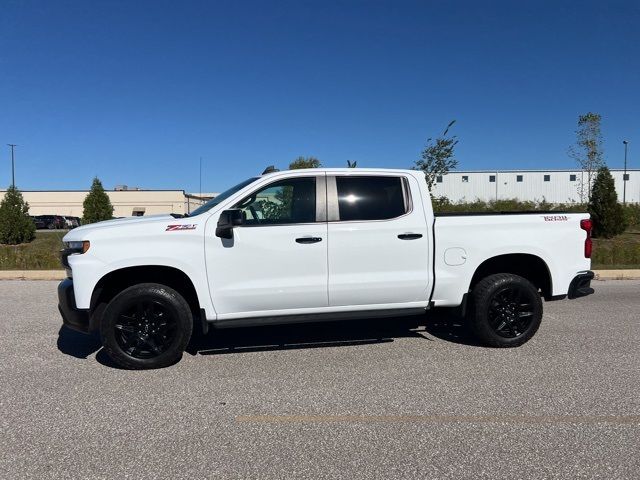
left=327, top=174, right=430, bottom=307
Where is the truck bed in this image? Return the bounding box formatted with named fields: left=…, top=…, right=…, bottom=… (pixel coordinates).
left=431, top=212, right=591, bottom=306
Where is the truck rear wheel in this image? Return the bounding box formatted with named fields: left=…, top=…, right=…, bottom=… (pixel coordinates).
left=469, top=273, right=542, bottom=347
left=100, top=283, right=193, bottom=369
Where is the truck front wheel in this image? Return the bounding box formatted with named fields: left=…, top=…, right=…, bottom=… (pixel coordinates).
left=100, top=283, right=193, bottom=369
left=469, top=273, right=542, bottom=347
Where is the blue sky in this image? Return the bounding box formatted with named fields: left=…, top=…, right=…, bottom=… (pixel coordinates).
left=1, top=0, right=639, bottom=192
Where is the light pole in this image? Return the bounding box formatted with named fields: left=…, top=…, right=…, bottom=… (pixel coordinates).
left=7, top=144, right=16, bottom=187
left=623, top=140, right=628, bottom=205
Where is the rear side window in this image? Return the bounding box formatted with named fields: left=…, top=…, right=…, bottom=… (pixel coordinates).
left=336, top=176, right=407, bottom=221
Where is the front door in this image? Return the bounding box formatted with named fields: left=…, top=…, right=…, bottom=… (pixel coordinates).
left=205, top=174, right=328, bottom=318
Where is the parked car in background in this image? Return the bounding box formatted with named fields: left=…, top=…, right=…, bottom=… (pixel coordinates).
left=64, top=216, right=81, bottom=229
left=35, top=215, right=66, bottom=229
left=30, top=216, right=46, bottom=229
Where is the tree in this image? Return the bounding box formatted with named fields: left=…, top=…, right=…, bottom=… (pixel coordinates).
left=414, top=120, right=459, bottom=193
left=569, top=112, right=605, bottom=202
left=588, top=166, right=626, bottom=238
left=0, top=185, right=36, bottom=245
left=289, top=157, right=321, bottom=169
left=82, top=177, right=114, bottom=224
left=346, top=160, right=357, bottom=168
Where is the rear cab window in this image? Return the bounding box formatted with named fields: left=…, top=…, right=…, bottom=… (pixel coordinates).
left=334, top=176, right=409, bottom=221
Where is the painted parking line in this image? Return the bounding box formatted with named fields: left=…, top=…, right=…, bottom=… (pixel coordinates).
left=236, top=414, right=640, bottom=425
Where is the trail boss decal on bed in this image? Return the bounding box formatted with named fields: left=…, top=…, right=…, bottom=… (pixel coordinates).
left=543, top=215, right=569, bottom=222
left=165, top=224, right=198, bottom=231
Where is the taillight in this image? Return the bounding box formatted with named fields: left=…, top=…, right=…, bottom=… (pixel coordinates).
left=580, top=219, right=592, bottom=258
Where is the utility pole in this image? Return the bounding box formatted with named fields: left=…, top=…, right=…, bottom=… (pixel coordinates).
left=623, top=140, right=628, bottom=205
left=199, top=157, right=202, bottom=198
left=7, top=144, right=16, bottom=187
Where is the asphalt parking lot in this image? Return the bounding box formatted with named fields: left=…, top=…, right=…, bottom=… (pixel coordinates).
left=1, top=280, right=638, bottom=479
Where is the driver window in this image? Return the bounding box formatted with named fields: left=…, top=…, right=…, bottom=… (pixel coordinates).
left=234, top=177, right=316, bottom=225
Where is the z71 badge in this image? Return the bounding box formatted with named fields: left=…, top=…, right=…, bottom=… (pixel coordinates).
left=165, top=224, right=197, bottom=231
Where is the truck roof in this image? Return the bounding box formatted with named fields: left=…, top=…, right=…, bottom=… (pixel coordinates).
left=262, top=167, right=418, bottom=177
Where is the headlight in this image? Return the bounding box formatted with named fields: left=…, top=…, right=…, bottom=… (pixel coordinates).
left=65, top=241, right=91, bottom=254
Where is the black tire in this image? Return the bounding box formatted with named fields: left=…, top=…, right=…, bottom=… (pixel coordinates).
left=100, top=283, right=193, bottom=369
left=468, top=273, right=543, bottom=348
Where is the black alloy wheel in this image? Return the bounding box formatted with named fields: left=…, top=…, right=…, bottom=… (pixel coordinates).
left=487, top=285, right=536, bottom=338
left=469, top=273, right=543, bottom=348
left=100, top=283, right=193, bottom=369
left=114, top=299, right=178, bottom=359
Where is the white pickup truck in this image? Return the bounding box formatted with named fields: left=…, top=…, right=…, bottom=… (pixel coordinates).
left=59, top=168, right=594, bottom=369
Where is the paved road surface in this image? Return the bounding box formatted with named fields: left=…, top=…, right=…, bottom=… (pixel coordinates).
left=1, top=280, right=638, bottom=479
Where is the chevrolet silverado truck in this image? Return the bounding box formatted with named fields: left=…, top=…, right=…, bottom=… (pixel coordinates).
left=58, top=168, right=595, bottom=369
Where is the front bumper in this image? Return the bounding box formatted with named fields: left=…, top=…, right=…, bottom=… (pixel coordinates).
left=58, top=278, right=91, bottom=333
left=568, top=271, right=595, bottom=299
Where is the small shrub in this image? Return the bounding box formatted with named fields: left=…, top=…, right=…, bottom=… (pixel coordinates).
left=82, top=177, right=114, bottom=224
left=0, top=185, right=36, bottom=245
left=588, top=167, right=626, bottom=238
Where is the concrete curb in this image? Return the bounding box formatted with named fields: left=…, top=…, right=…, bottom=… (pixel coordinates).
left=1, top=269, right=640, bottom=281
left=0, top=270, right=66, bottom=280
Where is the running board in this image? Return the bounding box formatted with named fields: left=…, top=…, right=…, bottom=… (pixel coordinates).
left=211, top=308, right=427, bottom=329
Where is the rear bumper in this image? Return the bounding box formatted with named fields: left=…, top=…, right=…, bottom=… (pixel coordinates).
left=58, top=278, right=91, bottom=333
left=568, top=271, right=595, bottom=299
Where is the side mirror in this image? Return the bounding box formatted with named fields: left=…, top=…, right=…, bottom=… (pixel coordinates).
left=216, top=209, right=244, bottom=238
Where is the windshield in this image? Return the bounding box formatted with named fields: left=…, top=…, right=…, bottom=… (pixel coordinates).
left=189, top=177, right=259, bottom=216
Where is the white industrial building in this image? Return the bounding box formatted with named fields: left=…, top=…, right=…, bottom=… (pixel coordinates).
left=430, top=169, right=639, bottom=204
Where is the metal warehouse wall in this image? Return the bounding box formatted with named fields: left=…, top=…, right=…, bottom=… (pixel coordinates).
left=430, top=169, right=640, bottom=204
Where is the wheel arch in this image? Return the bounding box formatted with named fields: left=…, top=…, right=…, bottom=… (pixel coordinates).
left=469, top=253, right=553, bottom=299
left=89, top=265, right=204, bottom=331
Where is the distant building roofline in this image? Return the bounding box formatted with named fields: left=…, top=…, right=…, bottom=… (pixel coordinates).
left=186, top=192, right=218, bottom=198
left=440, top=168, right=640, bottom=174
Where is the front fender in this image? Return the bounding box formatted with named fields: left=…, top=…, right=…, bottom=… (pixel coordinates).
left=68, top=254, right=216, bottom=320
